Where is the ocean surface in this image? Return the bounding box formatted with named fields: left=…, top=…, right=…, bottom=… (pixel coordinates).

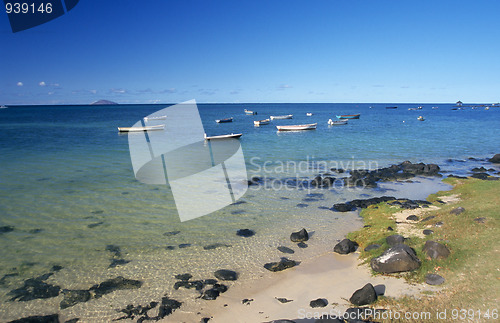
left=0, top=103, right=499, bottom=321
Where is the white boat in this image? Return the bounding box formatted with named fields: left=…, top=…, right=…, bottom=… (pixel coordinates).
left=306, top=113, right=313, bottom=116
left=432, top=106, right=439, bottom=109
left=254, top=119, right=270, bottom=126
left=328, top=119, right=348, bottom=125
left=0, top=105, right=7, bottom=109
left=144, top=115, right=166, bottom=121
left=204, top=133, right=242, bottom=140
left=417, top=116, right=425, bottom=121
left=485, top=107, right=490, bottom=110
left=270, top=114, right=293, bottom=120
left=118, top=124, right=165, bottom=132
left=276, top=123, right=317, bottom=131
left=244, top=109, right=257, bottom=115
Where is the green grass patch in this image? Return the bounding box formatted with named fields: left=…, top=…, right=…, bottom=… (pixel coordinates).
left=353, top=177, right=500, bottom=321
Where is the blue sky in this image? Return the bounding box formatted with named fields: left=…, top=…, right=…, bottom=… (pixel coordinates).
left=1, top=0, right=499, bottom=105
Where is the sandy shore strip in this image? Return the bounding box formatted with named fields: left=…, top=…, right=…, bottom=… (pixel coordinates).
left=167, top=252, right=439, bottom=323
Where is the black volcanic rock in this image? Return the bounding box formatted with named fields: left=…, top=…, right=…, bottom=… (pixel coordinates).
left=422, top=241, right=450, bottom=259
left=236, top=229, right=255, bottom=237
left=89, top=276, right=142, bottom=298
left=349, top=283, right=377, bottom=306
left=214, top=269, right=238, bottom=281
left=8, top=314, right=60, bottom=323
left=333, top=239, right=358, bottom=254
left=264, top=258, right=299, bottom=272
left=489, top=154, right=500, bottom=163
left=310, top=298, right=328, bottom=308
left=371, top=244, right=421, bottom=273
left=290, top=228, right=309, bottom=242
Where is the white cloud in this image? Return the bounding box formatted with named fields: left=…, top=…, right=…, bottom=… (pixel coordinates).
left=39, top=81, right=46, bottom=86
left=17, top=82, right=23, bottom=86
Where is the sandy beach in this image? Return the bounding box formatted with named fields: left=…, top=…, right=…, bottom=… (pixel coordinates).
left=166, top=245, right=440, bottom=323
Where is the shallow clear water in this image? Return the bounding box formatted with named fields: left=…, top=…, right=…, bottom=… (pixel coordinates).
left=0, top=103, right=498, bottom=320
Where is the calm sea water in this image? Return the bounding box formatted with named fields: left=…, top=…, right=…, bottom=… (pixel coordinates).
left=0, top=103, right=498, bottom=320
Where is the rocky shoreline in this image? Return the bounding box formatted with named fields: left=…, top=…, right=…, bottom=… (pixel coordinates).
left=3, top=155, right=500, bottom=323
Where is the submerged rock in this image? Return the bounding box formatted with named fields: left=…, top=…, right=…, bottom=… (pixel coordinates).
left=370, top=244, right=421, bottom=273
left=236, top=229, right=255, bottom=237
left=214, top=269, right=238, bottom=281
left=349, top=283, right=377, bottom=306
left=277, top=246, right=295, bottom=254
left=8, top=273, right=60, bottom=302
left=203, top=243, right=232, bottom=250
left=7, top=314, right=59, bottom=323
left=60, top=289, right=91, bottom=309
left=264, top=258, right=299, bottom=272
left=290, top=228, right=309, bottom=242
left=89, top=276, right=142, bottom=298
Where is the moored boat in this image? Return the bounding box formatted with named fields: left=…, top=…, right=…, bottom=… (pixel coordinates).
left=328, top=119, right=348, bottom=125
left=244, top=109, right=257, bottom=115
left=215, top=117, right=233, bottom=123
left=144, top=115, right=166, bottom=121
left=336, top=114, right=360, bottom=119
left=0, top=105, right=7, bottom=109
left=306, top=113, right=313, bottom=116
left=118, top=125, right=165, bottom=132
left=417, top=116, right=425, bottom=121
left=204, top=133, right=242, bottom=140
left=276, top=123, right=317, bottom=131
left=270, top=114, right=293, bottom=120
left=254, top=119, right=270, bottom=126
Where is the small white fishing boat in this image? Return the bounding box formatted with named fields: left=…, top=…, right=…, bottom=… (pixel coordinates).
left=143, top=115, right=166, bottom=121
left=328, top=119, right=348, bottom=125
left=254, top=119, right=270, bottom=126
left=276, top=123, right=317, bottom=131
left=417, top=116, right=425, bottom=121
left=215, top=117, right=233, bottom=123
left=118, top=124, right=165, bottom=132
left=244, top=109, right=257, bottom=115
left=432, top=106, right=439, bottom=109
left=204, top=133, right=242, bottom=140
left=270, top=114, right=293, bottom=120
left=306, top=113, right=313, bottom=116
left=0, top=105, right=7, bottom=109
left=485, top=107, right=490, bottom=110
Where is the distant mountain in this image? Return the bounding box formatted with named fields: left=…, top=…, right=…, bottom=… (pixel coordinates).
left=90, top=99, right=118, bottom=105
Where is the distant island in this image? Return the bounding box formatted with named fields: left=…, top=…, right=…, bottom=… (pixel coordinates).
left=90, top=99, right=118, bottom=105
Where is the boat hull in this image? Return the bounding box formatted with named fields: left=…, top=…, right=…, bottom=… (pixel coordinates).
left=118, top=125, right=165, bottom=132
left=204, top=133, right=242, bottom=140
left=276, top=123, right=317, bottom=131
left=215, top=118, right=233, bottom=123
left=254, top=119, right=270, bottom=126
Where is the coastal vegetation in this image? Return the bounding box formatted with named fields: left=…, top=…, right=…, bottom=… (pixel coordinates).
left=348, top=177, right=500, bottom=322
